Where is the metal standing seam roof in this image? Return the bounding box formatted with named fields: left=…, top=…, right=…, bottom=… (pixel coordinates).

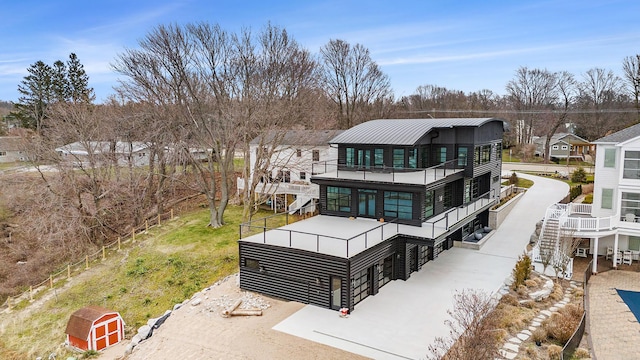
left=250, top=129, right=345, bottom=146
left=329, top=118, right=504, bottom=146
left=65, top=306, right=120, bottom=339
left=593, top=122, right=640, bottom=144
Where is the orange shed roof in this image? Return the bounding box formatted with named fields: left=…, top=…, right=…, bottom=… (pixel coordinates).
left=66, top=306, right=119, bottom=339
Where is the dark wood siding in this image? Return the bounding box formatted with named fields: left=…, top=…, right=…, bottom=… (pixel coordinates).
left=239, top=242, right=348, bottom=308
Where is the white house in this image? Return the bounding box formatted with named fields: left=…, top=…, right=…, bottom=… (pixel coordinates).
left=0, top=136, right=27, bottom=163
left=533, top=123, right=640, bottom=274
left=237, top=129, right=343, bottom=213
left=56, top=141, right=152, bottom=168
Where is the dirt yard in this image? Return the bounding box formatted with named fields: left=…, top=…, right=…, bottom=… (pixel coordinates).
left=100, top=274, right=368, bottom=360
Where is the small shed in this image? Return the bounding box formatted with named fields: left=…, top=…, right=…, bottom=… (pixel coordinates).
left=65, top=306, right=125, bottom=351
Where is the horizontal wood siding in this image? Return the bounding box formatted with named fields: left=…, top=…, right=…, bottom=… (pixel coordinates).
left=239, top=242, right=348, bottom=308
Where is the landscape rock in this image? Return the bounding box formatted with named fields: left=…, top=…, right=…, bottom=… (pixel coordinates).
left=173, top=303, right=182, bottom=311
left=138, top=324, right=152, bottom=340
left=191, top=298, right=202, bottom=306
left=131, top=334, right=142, bottom=346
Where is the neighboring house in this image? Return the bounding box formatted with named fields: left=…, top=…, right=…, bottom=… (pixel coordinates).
left=533, top=122, right=640, bottom=275
left=238, top=118, right=506, bottom=311
left=0, top=136, right=27, bottom=163
left=534, top=133, right=593, bottom=161
left=236, top=129, right=343, bottom=213
left=56, top=141, right=152, bottom=168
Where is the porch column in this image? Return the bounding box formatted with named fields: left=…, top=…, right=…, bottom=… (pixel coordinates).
left=613, top=233, right=620, bottom=269
left=592, top=236, right=599, bottom=274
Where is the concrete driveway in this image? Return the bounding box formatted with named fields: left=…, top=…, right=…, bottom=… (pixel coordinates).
left=273, top=173, right=569, bottom=359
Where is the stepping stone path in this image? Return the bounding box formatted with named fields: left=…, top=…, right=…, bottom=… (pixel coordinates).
left=495, top=278, right=581, bottom=359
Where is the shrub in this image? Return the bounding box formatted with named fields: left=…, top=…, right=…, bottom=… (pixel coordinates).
left=512, top=253, right=532, bottom=290
left=583, top=193, right=593, bottom=204
left=532, top=327, right=547, bottom=343
left=544, top=306, right=582, bottom=344
left=571, top=167, right=587, bottom=183
left=570, top=184, right=583, bottom=201
left=547, top=344, right=563, bottom=360
left=550, top=284, right=564, bottom=301
left=525, top=279, right=537, bottom=288
left=509, top=172, right=519, bottom=185
left=501, top=293, right=519, bottom=306
left=573, top=347, right=590, bottom=358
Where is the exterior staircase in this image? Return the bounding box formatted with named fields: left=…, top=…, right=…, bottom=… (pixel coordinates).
left=531, top=205, right=574, bottom=279
left=288, top=195, right=314, bottom=215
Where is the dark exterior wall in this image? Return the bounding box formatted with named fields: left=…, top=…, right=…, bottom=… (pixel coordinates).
left=239, top=242, right=349, bottom=309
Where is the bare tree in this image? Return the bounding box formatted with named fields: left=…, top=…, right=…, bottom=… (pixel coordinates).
left=541, top=71, right=577, bottom=164
left=427, top=289, right=501, bottom=360
left=506, top=67, right=558, bottom=146
left=320, top=39, right=392, bottom=129
left=576, top=68, right=624, bottom=139
left=622, top=54, right=640, bottom=119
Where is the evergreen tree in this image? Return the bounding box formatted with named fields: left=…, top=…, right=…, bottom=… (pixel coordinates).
left=14, top=60, right=53, bottom=132
left=51, top=60, right=69, bottom=101
left=67, top=53, right=94, bottom=103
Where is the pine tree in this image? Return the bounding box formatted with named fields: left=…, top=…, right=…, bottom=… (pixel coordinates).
left=15, top=60, right=53, bottom=132
left=51, top=60, right=69, bottom=101
left=66, top=53, right=94, bottom=103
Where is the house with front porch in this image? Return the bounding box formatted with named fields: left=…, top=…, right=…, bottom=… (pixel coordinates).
left=238, top=118, right=506, bottom=311
left=533, top=123, right=640, bottom=275
left=534, top=132, right=593, bottom=162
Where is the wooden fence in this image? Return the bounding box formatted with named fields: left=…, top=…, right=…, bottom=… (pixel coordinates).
left=0, top=209, right=176, bottom=313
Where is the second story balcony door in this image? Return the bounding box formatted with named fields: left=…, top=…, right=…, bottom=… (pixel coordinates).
left=359, top=189, right=377, bottom=218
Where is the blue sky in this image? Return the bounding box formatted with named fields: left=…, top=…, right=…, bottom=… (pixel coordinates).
left=1, top=0, right=638, bottom=103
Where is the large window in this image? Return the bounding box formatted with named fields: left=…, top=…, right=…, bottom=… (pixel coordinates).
left=604, top=148, right=616, bottom=168
left=474, top=145, right=491, bottom=165
left=624, top=151, right=640, bottom=179
left=496, top=143, right=502, bottom=160
left=601, top=188, right=613, bottom=209
left=629, top=236, right=640, bottom=251
left=393, top=149, right=405, bottom=168
left=408, top=148, right=417, bottom=168
left=374, top=148, right=384, bottom=167
left=346, top=147, right=355, bottom=167
left=327, top=186, right=351, bottom=212
left=312, top=150, right=320, bottom=161
left=425, top=191, right=434, bottom=218
left=622, top=192, right=640, bottom=217
left=384, top=191, right=413, bottom=220
left=457, top=147, right=468, bottom=167
left=436, top=146, right=447, bottom=164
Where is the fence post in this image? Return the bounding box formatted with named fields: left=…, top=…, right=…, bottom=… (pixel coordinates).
left=132, top=229, right=136, bottom=242
left=85, top=255, right=89, bottom=270
left=118, top=237, right=121, bottom=251
left=102, top=246, right=106, bottom=260
left=145, top=220, right=149, bottom=233
left=171, top=209, right=174, bottom=220
left=29, top=286, right=33, bottom=301
left=158, top=214, right=161, bottom=226
left=49, top=274, right=53, bottom=288
left=67, top=264, right=71, bottom=279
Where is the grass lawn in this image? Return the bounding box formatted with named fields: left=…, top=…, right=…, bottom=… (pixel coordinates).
left=0, top=204, right=284, bottom=359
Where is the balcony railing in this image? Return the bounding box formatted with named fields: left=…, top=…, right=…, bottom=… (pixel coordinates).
left=543, top=203, right=616, bottom=232
left=239, top=190, right=496, bottom=257
left=236, top=177, right=319, bottom=197
left=311, top=159, right=463, bottom=185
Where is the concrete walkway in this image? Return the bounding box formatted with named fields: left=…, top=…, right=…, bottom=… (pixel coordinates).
left=273, top=173, right=569, bottom=360
left=588, top=270, right=640, bottom=360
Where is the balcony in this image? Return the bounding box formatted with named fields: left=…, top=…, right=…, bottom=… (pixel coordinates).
left=238, top=191, right=496, bottom=258
left=236, top=177, right=319, bottom=197
left=545, top=203, right=615, bottom=233
left=311, top=159, right=464, bottom=186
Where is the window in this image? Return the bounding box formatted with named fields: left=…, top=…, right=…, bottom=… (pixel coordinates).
left=601, top=188, right=613, bottom=209
left=374, top=148, right=384, bottom=167
left=457, top=147, right=468, bottom=167
left=282, top=171, right=290, bottom=183
left=552, top=145, right=559, bottom=150
left=377, top=256, right=393, bottom=287
left=629, top=236, right=640, bottom=251
left=393, top=148, right=405, bottom=168
left=443, top=183, right=452, bottom=207
left=245, top=258, right=260, bottom=270
left=296, top=149, right=302, bottom=157
left=346, top=147, right=355, bottom=167
left=604, top=148, right=616, bottom=168
left=561, top=145, right=568, bottom=150
left=474, top=145, right=491, bottom=165
left=408, top=148, right=417, bottom=168
left=437, top=146, right=447, bottom=164
left=496, top=143, right=502, bottom=160
left=623, top=151, right=640, bottom=179
left=622, top=192, right=640, bottom=217
left=425, top=191, right=434, bottom=218
left=312, top=150, right=320, bottom=161
left=300, top=171, right=306, bottom=180
left=327, top=186, right=351, bottom=212
left=384, top=191, right=413, bottom=220
left=0, top=151, right=7, bottom=156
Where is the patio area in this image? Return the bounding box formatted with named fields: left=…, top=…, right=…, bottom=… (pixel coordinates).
left=572, top=255, right=640, bottom=281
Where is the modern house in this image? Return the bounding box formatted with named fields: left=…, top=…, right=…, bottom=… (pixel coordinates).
left=534, top=133, right=593, bottom=162
left=533, top=122, right=640, bottom=275
left=56, top=141, right=152, bottom=168
left=236, top=129, right=343, bottom=213
left=0, top=136, right=27, bottom=163
left=238, top=118, right=506, bottom=311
